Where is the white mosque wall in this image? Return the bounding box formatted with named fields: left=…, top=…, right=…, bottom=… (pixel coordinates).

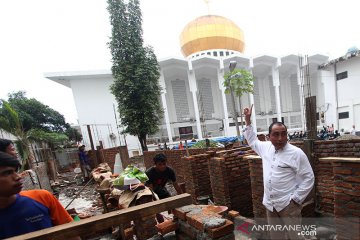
left=320, top=56, right=360, bottom=132
left=46, top=53, right=360, bottom=156
left=70, top=76, right=140, bottom=156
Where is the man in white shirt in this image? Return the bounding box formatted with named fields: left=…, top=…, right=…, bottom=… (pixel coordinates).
left=351, top=125, right=356, bottom=135
left=243, top=105, right=314, bottom=240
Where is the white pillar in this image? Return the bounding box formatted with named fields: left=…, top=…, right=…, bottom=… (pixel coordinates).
left=272, top=61, right=282, bottom=122
left=297, top=66, right=305, bottom=130
left=159, top=72, right=173, bottom=143
left=218, top=60, right=230, bottom=136
left=187, top=63, right=203, bottom=140
left=249, top=58, right=257, bottom=133
left=320, top=68, right=337, bottom=129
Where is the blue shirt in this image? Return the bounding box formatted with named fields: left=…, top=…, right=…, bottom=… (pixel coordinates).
left=0, top=190, right=73, bottom=239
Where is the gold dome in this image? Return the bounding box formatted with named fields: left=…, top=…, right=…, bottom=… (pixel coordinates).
left=180, top=15, right=245, bottom=57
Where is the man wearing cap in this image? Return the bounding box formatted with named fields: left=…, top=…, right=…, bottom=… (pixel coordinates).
left=0, top=152, right=80, bottom=239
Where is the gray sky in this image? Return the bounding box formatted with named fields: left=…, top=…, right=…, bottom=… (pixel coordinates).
left=0, top=0, right=359, bottom=124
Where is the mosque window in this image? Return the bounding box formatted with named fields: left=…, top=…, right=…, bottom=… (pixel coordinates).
left=226, top=51, right=229, bottom=56
left=220, top=51, right=224, bottom=56
left=338, top=112, right=349, bottom=119
left=201, top=53, right=205, bottom=55
left=213, top=51, right=218, bottom=56
left=336, top=71, right=348, bottom=80
left=207, top=52, right=211, bottom=55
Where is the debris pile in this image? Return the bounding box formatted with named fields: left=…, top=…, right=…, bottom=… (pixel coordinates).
left=91, top=163, right=159, bottom=240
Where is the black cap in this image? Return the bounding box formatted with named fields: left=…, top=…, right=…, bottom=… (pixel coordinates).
left=0, top=152, right=21, bottom=169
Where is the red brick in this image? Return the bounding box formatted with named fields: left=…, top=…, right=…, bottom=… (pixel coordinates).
left=156, top=220, right=178, bottom=235
left=333, top=168, right=352, bottom=175
left=187, top=211, right=219, bottom=231
left=345, top=176, right=360, bottom=183
left=335, top=182, right=353, bottom=189
left=206, top=219, right=234, bottom=238
left=173, top=208, right=188, bottom=221
left=124, top=227, right=134, bottom=240
left=343, top=189, right=360, bottom=197
left=228, top=210, right=240, bottom=219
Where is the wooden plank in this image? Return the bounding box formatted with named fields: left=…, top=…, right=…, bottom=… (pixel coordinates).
left=8, top=193, right=192, bottom=240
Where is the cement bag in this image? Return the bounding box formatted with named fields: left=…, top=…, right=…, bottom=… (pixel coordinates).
left=113, top=165, right=148, bottom=187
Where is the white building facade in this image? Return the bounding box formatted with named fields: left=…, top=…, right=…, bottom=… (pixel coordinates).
left=45, top=15, right=360, bottom=156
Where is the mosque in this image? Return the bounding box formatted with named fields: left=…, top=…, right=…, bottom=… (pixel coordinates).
left=45, top=14, right=360, bottom=156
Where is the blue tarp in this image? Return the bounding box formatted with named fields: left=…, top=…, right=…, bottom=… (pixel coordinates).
left=172, top=136, right=243, bottom=149
left=211, top=136, right=240, bottom=144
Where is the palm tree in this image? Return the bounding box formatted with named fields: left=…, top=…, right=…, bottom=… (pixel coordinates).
left=0, top=99, right=33, bottom=169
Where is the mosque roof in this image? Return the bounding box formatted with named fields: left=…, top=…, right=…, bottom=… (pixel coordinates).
left=179, top=15, right=245, bottom=57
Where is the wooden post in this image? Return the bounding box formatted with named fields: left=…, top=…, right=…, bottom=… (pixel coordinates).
left=87, top=125, right=95, bottom=151
left=305, top=96, right=317, bottom=140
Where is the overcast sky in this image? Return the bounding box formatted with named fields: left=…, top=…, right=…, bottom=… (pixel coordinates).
left=0, top=0, right=359, bottom=125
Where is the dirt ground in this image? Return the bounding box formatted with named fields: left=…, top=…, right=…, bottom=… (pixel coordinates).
left=55, top=168, right=177, bottom=240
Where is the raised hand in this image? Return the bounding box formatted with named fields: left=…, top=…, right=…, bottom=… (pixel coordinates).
left=243, top=104, right=253, bottom=126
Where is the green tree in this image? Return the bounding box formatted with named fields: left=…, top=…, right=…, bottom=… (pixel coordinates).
left=107, top=0, right=163, bottom=151
left=7, top=91, right=69, bottom=133
left=6, top=91, right=81, bottom=142
left=0, top=99, right=33, bottom=168
left=65, top=127, right=82, bottom=143
left=0, top=92, right=82, bottom=167
left=223, top=69, right=254, bottom=139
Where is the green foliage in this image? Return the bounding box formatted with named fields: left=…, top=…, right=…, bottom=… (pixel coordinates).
left=0, top=99, right=31, bottom=168
left=223, top=69, right=255, bottom=97
left=7, top=91, right=69, bottom=133
left=0, top=99, right=23, bottom=136
left=65, top=127, right=82, bottom=142
left=0, top=93, right=81, bottom=168
left=189, top=139, right=223, bottom=149
left=107, top=0, right=163, bottom=151
left=27, top=129, right=68, bottom=146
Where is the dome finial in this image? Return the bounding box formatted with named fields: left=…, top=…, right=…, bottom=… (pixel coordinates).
left=203, top=0, right=211, bottom=14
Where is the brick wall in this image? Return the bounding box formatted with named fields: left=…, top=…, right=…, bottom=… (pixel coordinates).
left=314, top=160, right=334, bottom=215
left=143, top=148, right=224, bottom=184
left=324, top=158, right=360, bottom=239
left=314, top=139, right=360, bottom=216
left=30, top=162, right=52, bottom=192
left=314, top=139, right=360, bottom=158
left=209, top=148, right=253, bottom=217
left=182, top=154, right=212, bottom=203
left=246, top=155, right=266, bottom=218
left=173, top=204, right=235, bottom=239
left=88, top=146, right=130, bottom=171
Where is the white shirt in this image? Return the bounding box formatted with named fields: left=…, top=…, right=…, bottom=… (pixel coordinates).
left=351, top=128, right=356, bottom=135
left=244, top=125, right=314, bottom=212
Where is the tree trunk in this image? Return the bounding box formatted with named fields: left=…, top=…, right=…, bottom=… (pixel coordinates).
left=138, top=135, right=148, bottom=152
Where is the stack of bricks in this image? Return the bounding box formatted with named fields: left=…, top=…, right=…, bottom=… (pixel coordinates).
left=314, top=139, right=360, bottom=158
left=182, top=154, right=213, bottom=203
left=328, top=158, right=360, bottom=239
left=133, top=214, right=158, bottom=240
left=209, top=148, right=253, bottom=217
left=173, top=204, right=235, bottom=239
left=143, top=148, right=224, bottom=184
left=315, top=159, right=334, bottom=215
left=245, top=155, right=266, bottom=218
left=97, top=146, right=130, bottom=171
